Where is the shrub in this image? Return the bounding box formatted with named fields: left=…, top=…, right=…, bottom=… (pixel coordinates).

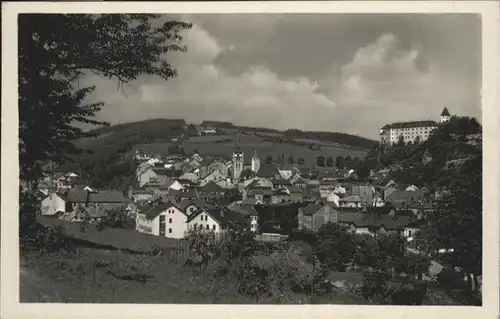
left=437, top=268, right=465, bottom=290
left=361, top=268, right=391, bottom=301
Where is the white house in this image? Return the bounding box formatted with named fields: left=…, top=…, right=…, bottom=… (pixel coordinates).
left=339, top=195, right=362, bottom=208
left=41, top=192, right=67, bottom=217
left=325, top=191, right=340, bottom=207
left=199, top=170, right=225, bottom=187
left=135, top=201, right=188, bottom=239
left=139, top=168, right=160, bottom=187
left=187, top=208, right=222, bottom=233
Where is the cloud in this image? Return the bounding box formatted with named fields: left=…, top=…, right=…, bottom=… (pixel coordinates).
left=328, top=33, right=480, bottom=135
left=84, top=23, right=336, bottom=132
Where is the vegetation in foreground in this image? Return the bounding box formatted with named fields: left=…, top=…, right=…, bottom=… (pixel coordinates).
left=20, top=219, right=469, bottom=305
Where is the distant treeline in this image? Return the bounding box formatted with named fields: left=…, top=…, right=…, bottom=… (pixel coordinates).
left=90, top=119, right=187, bottom=135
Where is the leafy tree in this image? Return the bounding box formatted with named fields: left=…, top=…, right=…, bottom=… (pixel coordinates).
left=19, top=14, right=192, bottom=231
left=335, top=156, right=344, bottom=169
left=315, top=223, right=355, bottom=271
left=297, top=157, right=305, bottom=165
left=288, top=154, right=294, bottom=164
left=265, top=155, right=274, bottom=164
left=326, top=156, right=334, bottom=167
left=316, top=156, right=326, bottom=167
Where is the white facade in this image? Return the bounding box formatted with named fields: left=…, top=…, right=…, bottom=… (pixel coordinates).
left=139, top=168, right=158, bottom=187
left=187, top=210, right=221, bottom=233
left=41, top=193, right=66, bottom=216
left=135, top=205, right=188, bottom=239
left=380, top=121, right=438, bottom=145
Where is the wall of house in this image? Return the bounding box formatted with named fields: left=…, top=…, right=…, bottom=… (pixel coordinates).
left=136, top=214, right=154, bottom=234
left=152, top=207, right=188, bottom=239
left=200, top=170, right=223, bottom=187
left=139, top=169, right=157, bottom=187
left=340, top=201, right=361, bottom=208
left=41, top=194, right=66, bottom=216
left=289, top=193, right=303, bottom=202
left=132, top=193, right=154, bottom=203
left=185, top=205, right=199, bottom=217
left=188, top=211, right=221, bottom=233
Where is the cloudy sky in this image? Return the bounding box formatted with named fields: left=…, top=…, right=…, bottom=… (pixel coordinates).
left=83, top=14, right=481, bottom=139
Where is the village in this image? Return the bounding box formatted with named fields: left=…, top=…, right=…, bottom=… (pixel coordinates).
left=37, top=108, right=475, bottom=262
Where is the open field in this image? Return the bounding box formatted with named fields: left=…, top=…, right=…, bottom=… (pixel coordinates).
left=37, top=216, right=188, bottom=253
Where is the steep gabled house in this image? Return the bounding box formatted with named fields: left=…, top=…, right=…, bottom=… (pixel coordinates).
left=228, top=202, right=259, bottom=232
left=271, top=189, right=291, bottom=204
left=199, top=169, right=226, bottom=187
left=136, top=200, right=188, bottom=239
left=178, top=198, right=206, bottom=217
left=65, top=188, right=129, bottom=212
left=284, top=185, right=303, bottom=202
left=199, top=181, right=226, bottom=199
left=256, top=163, right=280, bottom=179
left=298, top=203, right=339, bottom=232
left=41, top=192, right=68, bottom=217
left=289, top=174, right=307, bottom=188
left=187, top=208, right=247, bottom=234
left=128, top=188, right=155, bottom=203
left=271, top=178, right=292, bottom=189
left=339, top=213, right=412, bottom=237
left=385, top=190, right=426, bottom=209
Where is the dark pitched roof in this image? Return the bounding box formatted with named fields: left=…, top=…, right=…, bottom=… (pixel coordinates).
left=171, top=189, right=199, bottom=199
left=441, top=107, right=451, bottom=116
left=271, top=178, right=291, bottom=185
left=286, top=185, right=303, bottom=194
left=139, top=201, right=183, bottom=219
left=65, top=189, right=128, bottom=203
left=300, top=203, right=323, bottom=215
left=257, top=163, right=278, bottom=178
left=381, top=120, right=438, bottom=130
left=386, top=190, right=425, bottom=205
left=338, top=213, right=412, bottom=230
left=178, top=198, right=206, bottom=211
left=188, top=208, right=246, bottom=225
left=199, top=181, right=225, bottom=194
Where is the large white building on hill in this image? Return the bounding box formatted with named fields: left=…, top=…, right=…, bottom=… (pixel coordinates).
left=380, top=108, right=451, bottom=145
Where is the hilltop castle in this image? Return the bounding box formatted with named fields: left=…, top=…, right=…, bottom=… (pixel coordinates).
left=380, top=107, right=452, bottom=145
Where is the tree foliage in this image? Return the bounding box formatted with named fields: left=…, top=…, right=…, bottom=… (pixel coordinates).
left=316, top=156, right=326, bottom=167
left=19, top=14, right=192, bottom=230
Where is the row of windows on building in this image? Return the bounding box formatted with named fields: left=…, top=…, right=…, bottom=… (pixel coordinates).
left=193, top=224, right=216, bottom=231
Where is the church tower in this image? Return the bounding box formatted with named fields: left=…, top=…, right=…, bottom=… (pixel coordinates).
left=251, top=150, right=260, bottom=173
left=440, top=107, right=451, bottom=123
left=232, top=150, right=244, bottom=182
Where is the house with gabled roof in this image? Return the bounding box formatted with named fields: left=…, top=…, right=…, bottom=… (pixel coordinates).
left=41, top=192, right=68, bottom=217
left=187, top=207, right=247, bottom=234
left=135, top=200, right=188, bottom=239
left=256, top=163, right=280, bottom=179
left=199, top=181, right=226, bottom=199
left=298, top=202, right=339, bottom=232
left=178, top=198, right=206, bottom=217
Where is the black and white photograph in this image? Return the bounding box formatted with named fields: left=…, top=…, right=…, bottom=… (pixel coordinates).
left=2, top=1, right=499, bottom=318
